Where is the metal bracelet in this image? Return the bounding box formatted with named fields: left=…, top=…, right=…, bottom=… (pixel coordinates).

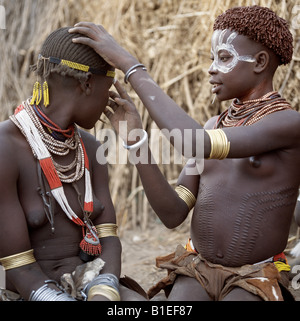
left=124, top=64, right=147, bottom=83
left=29, top=280, right=76, bottom=301
left=122, top=130, right=148, bottom=150
left=81, top=273, right=119, bottom=301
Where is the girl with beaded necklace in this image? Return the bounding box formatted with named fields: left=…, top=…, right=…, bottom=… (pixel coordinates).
left=0, top=27, right=147, bottom=301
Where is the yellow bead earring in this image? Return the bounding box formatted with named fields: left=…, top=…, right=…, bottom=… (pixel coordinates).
left=31, top=55, right=50, bottom=107
left=43, top=81, right=49, bottom=107
left=30, top=81, right=42, bottom=106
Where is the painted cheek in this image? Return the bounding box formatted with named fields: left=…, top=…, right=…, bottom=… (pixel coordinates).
left=213, top=57, right=238, bottom=74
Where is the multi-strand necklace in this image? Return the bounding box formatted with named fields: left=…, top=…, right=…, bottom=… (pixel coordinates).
left=33, top=104, right=75, bottom=141
left=13, top=100, right=85, bottom=184
left=215, top=91, right=292, bottom=128
left=10, top=99, right=101, bottom=257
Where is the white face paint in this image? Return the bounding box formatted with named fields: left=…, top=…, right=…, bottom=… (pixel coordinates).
left=210, top=29, right=256, bottom=74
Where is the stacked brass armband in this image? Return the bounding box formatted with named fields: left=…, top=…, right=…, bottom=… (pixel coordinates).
left=175, top=185, right=196, bottom=211
left=83, top=273, right=120, bottom=301
left=0, top=249, right=36, bottom=270
left=206, top=129, right=230, bottom=160
left=95, top=223, right=118, bottom=239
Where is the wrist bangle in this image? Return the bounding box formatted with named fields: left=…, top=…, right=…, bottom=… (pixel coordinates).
left=29, top=280, right=76, bottom=301
left=81, top=273, right=120, bottom=301
left=124, top=64, right=147, bottom=83
left=122, top=130, right=148, bottom=150
left=88, top=284, right=120, bottom=301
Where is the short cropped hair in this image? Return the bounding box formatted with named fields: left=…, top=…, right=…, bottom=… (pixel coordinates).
left=213, top=5, right=293, bottom=65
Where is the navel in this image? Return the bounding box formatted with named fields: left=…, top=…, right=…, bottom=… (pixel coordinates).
left=249, top=156, right=261, bottom=168
left=216, top=250, right=224, bottom=259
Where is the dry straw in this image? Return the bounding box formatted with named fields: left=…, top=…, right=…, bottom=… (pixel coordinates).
left=1, top=0, right=299, bottom=231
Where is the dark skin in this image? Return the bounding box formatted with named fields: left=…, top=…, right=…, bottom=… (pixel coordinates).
left=0, top=68, right=144, bottom=300
left=295, top=194, right=300, bottom=227
left=70, top=23, right=300, bottom=301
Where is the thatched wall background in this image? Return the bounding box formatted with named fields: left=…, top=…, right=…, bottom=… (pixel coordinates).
left=1, top=0, right=299, bottom=230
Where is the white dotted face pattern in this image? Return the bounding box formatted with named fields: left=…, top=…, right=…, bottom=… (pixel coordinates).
left=210, top=29, right=256, bottom=74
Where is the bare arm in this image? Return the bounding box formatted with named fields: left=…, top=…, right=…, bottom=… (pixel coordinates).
left=103, top=82, right=197, bottom=228
left=69, top=23, right=300, bottom=159
left=0, top=139, right=55, bottom=300
left=134, top=148, right=193, bottom=228
left=295, top=191, right=300, bottom=227
left=91, top=148, right=122, bottom=278
left=81, top=132, right=122, bottom=301
left=69, top=23, right=204, bottom=158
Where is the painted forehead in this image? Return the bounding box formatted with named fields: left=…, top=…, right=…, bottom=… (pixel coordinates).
left=211, top=29, right=246, bottom=53
left=210, top=29, right=256, bottom=74
left=211, top=29, right=231, bottom=50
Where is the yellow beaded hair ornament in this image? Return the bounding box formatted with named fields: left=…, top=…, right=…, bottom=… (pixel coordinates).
left=30, top=81, right=42, bottom=106
left=43, top=80, right=50, bottom=107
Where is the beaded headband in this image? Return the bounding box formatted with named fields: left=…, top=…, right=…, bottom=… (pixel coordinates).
left=39, top=54, right=116, bottom=77
left=30, top=55, right=115, bottom=107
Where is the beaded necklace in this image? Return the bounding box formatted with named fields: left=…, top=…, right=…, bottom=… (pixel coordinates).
left=33, top=104, right=74, bottom=141
left=13, top=100, right=84, bottom=183
left=215, top=91, right=292, bottom=128
left=10, top=99, right=101, bottom=256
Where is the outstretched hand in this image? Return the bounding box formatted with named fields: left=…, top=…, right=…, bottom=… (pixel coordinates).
left=69, top=22, right=138, bottom=71
left=105, top=80, right=143, bottom=144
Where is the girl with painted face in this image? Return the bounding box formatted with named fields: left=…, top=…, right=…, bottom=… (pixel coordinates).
left=70, top=5, right=299, bottom=301
left=209, top=29, right=258, bottom=104
left=210, top=29, right=256, bottom=74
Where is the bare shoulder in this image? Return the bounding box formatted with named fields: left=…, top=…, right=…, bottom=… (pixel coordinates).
left=0, top=118, right=19, bottom=136
left=0, top=119, right=22, bottom=157
left=288, top=109, right=300, bottom=138
left=78, top=128, right=101, bottom=157
left=0, top=120, right=22, bottom=183
left=78, top=128, right=98, bottom=145
left=266, top=109, right=300, bottom=128
left=287, top=109, right=300, bottom=129
left=260, top=109, right=300, bottom=146
left=204, top=116, right=218, bottom=129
